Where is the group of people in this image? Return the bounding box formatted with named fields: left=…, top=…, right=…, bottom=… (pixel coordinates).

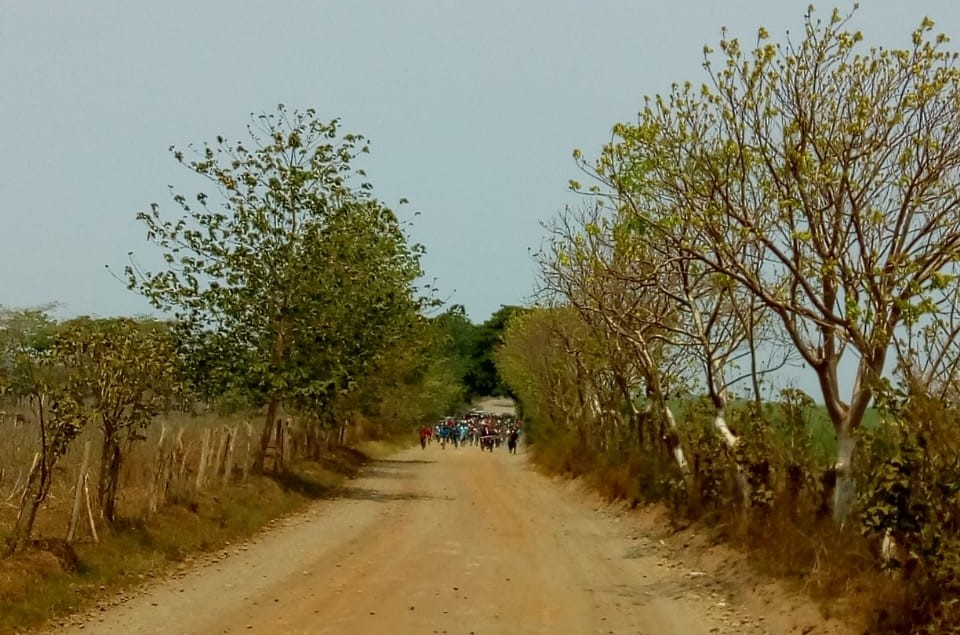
left=418, top=411, right=521, bottom=454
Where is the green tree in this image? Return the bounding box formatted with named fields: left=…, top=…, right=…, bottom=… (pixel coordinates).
left=128, top=106, right=425, bottom=472
left=538, top=205, right=689, bottom=474
left=427, top=305, right=524, bottom=402
left=496, top=306, right=589, bottom=445
left=0, top=305, right=58, bottom=402
left=468, top=305, right=526, bottom=398
left=582, top=8, right=960, bottom=521
left=431, top=306, right=479, bottom=404
left=330, top=312, right=465, bottom=443
left=57, top=317, right=181, bottom=523
left=0, top=308, right=86, bottom=554
left=286, top=200, right=425, bottom=418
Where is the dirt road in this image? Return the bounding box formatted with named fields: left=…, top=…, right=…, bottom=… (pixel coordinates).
left=49, top=444, right=855, bottom=635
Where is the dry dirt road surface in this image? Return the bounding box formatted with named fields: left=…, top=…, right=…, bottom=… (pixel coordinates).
left=49, top=444, right=855, bottom=635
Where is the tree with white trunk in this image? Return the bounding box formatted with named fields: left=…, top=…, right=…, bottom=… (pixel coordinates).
left=585, top=8, right=960, bottom=521
left=538, top=204, right=690, bottom=475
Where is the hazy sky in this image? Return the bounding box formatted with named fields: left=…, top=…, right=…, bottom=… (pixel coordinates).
left=3, top=1, right=960, bottom=325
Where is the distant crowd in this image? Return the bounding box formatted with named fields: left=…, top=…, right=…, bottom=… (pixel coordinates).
left=419, top=410, right=522, bottom=453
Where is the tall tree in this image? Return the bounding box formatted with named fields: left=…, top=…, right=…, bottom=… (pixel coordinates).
left=586, top=8, right=960, bottom=520
left=496, top=306, right=595, bottom=445
left=128, top=106, right=424, bottom=472
left=468, top=305, right=526, bottom=398
left=538, top=204, right=689, bottom=474
left=432, top=305, right=479, bottom=404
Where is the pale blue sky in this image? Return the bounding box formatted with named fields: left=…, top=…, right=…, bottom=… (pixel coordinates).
left=3, top=1, right=960, bottom=328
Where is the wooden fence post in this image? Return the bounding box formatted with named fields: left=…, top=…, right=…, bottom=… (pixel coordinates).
left=172, top=426, right=185, bottom=489
left=222, top=426, right=238, bottom=485
left=66, top=441, right=91, bottom=543
left=213, top=427, right=228, bottom=481
left=177, top=427, right=188, bottom=480
left=16, top=453, right=40, bottom=521
left=196, top=428, right=211, bottom=491
left=148, top=425, right=168, bottom=514
left=83, top=473, right=99, bottom=544
left=241, top=422, right=252, bottom=482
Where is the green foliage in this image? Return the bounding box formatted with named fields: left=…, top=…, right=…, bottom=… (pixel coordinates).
left=56, top=317, right=181, bottom=428
left=467, top=305, right=526, bottom=398
left=1, top=307, right=91, bottom=553
left=54, top=317, right=182, bottom=523
left=328, top=308, right=465, bottom=435
left=127, top=105, right=428, bottom=464
left=432, top=305, right=478, bottom=403
left=496, top=306, right=587, bottom=437
left=858, top=386, right=960, bottom=632
left=573, top=5, right=960, bottom=524
left=433, top=304, right=525, bottom=402
left=0, top=305, right=59, bottom=403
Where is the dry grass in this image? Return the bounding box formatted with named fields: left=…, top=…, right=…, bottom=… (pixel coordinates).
left=522, top=425, right=906, bottom=633
left=0, top=408, right=373, bottom=635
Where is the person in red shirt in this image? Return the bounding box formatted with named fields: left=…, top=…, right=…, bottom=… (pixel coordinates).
left=419, top=426, right=432, bottom=449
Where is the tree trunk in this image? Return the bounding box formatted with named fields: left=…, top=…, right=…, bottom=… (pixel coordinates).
left=634, top=343, right=688, bottom=476
left=253, top=325, right=288, bottom=474
left=613, top=371, right=644, bottom=449
left=833, top=423, right=857, bottom=524
left=67, top=441, right=92, bottom=542
left=662, top=403, right=688, bottom=474
left=98, top=433, right=124, bottom=524
left=274, top=419, right=285, bottom=474
left=253, top=397, right=280, bottom=474
left=712, top=410, right=751, bottom=504
left=7, top=454, right=44, bottom=555
left=222, top=426, right=238, bottom=485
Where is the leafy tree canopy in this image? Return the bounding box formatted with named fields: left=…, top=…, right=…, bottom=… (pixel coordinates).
left=127, top=105, right=428, bottom=467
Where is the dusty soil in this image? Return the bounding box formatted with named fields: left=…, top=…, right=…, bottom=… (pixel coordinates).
left=45, top=444, right=859, bottom=635
left=473, top=396, right=516, bottom=416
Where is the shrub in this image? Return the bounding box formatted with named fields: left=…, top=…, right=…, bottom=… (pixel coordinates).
left=857, top=387, right=960, bottom=633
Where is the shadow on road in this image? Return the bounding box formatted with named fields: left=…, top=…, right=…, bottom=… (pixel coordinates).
left=376, top=458, right=437, bottom=465
left=336, top=487, right=452, bottom=503
left=356, top=458, right=438, bottom=481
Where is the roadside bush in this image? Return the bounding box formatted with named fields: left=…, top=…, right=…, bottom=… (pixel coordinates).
left=530, top=427, right=597, bottom=477
left=857, top=387, right=960, bottom=633
left=683, top=418, right=736, bottom=515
